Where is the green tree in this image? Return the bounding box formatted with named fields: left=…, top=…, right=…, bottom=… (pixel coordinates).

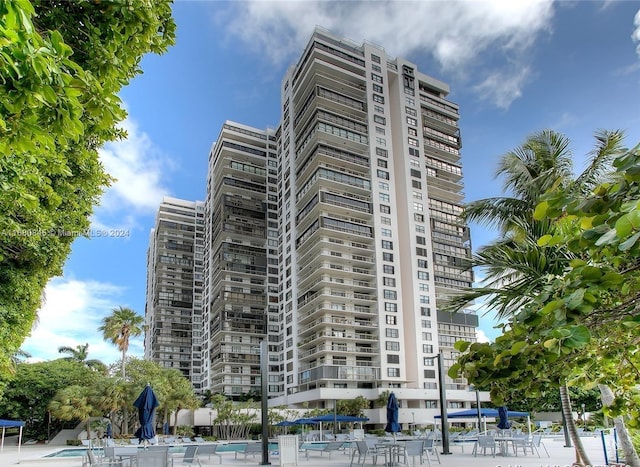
left=48, top=385, right=97, bottom=440
left=0, top=0, right=174, bottom=384
left=0, top=359, right=95, bottom=440
left=99, top=306, right=144, bottom=378
left=58, top=343, right=106, bottom=373
left=337, top=396, right=370, bottom=417
left=448, top=130, right=625, bottom=465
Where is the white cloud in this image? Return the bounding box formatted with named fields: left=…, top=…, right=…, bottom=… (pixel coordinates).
left=473, top=66, right=531, bottom=110
left=475, top=328, right=491, bottom=343
left=216, top=0, right=554, bottom=108
left=99, top=116, right=172, bottom=214
left=21, top=277, right=144, bottom=365
left=633, top=8, right=640, bottom=58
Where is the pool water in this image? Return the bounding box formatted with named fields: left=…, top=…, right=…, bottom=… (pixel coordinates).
left=44, top=442, right=282, bottom=458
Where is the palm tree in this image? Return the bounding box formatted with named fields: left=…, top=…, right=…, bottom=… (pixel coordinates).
left=98, top=306, right=145, bottom=378
left=58, top=343, right=107, bottom=373
left=451, top=130, right=624, bottom=465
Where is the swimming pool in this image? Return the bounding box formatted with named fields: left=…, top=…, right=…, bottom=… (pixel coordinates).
left=43, top=442, right=282, bottom=458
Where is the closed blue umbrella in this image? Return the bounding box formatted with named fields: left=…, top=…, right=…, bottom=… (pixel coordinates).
left=497, top=406, right=511, bottom=429
left=105, top=421, right=112, bottom=438
left=385, top=392, right=401, bottom=434
left=163, top=422, right=170, bottom=436
left=133, top=385, right=160, bottom=442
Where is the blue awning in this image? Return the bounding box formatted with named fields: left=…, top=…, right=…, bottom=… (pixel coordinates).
left=0, top=419, right=25, bottom=427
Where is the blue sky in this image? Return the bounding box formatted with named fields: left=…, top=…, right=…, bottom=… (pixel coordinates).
left=22, top=1, right=640, bottom=364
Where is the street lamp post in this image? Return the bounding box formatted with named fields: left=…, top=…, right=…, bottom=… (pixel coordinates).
left=209, top=411, right=213, bottom=437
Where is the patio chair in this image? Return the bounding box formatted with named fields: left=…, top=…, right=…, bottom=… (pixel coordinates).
left=472, top=435, right=497, bottom=457
left=423, top=438, right=440, bottom=464
left=404, top=439, right=425, bottom=466
left=235, top=442, right=262, bottom=461
left=531, top=434, right=550, bottom=457
left=193, top=436, right=207, bottom=443
left=83, top=450, right=123, bottom=467
left=305, top=441, right=345, bottom=459
left=196, top=443, right=223, bottom=464
left=173, top=445, right=201, bottom=466
left=350, top=440, right=380, bottom=467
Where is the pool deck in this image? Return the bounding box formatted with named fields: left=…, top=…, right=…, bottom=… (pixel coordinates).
left=0, top=434, right=616, bottom=466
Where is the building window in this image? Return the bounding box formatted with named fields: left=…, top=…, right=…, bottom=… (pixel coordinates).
left=413, top=202, right=423, bottom=211
left=388, top=368, right=401, bottom=377
left=383, top=252, right=394, bottom=261
left=416, top=236, right=426, bottom=245
left=406, top=106, right=417, bottom=117
left=378, top=159, right=388, bottom=168
left=371, top=54, right=381, bottom=63
left=381, top=227, right=392, bottom=236
left=408, top=137, right=419, bottom=147
left=418, top=271, right=429, bottom=280
left=376, top=147, right=388, bottom=157
left=412, top=180, right=422, bottom=189
left=380, top=194, right=390, bottom=203
left=385, top=302, right=398, bottom=312
left=371, top=71, right=383, bottom=81
left=376, top=137, right=386, bottom=146
left=406, top=96, right=415, bottom=106
left=386, top=315, right=397, bottom=325
left=379, top=181, right=389, bottom=191
left=372, top=64, right=381, bottom=72
left=376, top=126, right=385, bottom=135
left=420, top=295, right=430, bottom=304
left=407, top=116, right=417, bottom=126
left=383, top=290, right=397, bottom=300
left=421, top=307, right=431, bottom=317
left=377, top=169, right=389, bottom=180
left=373, top=83, right=384, bottom=94
left=418, top=259, right=428, bottom=268
left=374, top=105, right=385, bottom=114
left=373, top=94, right=385, bottom=104
left=419, top=283, right=429, bottom=291
left=382, top=240, right=393, bottom=249
left=410, top=169, right=421, bottom=178
left=408, top=127, right=418, bottom=137
left=380, top=204, right=391, bottom=214
left=386, top=341, right=400, bottom=351
left=409, top=147, right=420, bottom=157
left=383, top=265, right=395, bottom=274
left=374, top=115, right=386, bottom=125
left=387, top=354, right=400, bottom=363
left=425, top=400, right=438, bottom=408
left=383, top=277, right=396, bottom=287
left=386, top=328, right=399, bottom=338
left=381, top=216, right=391, bottom=225
left=414, top=213, right=424, bottom=222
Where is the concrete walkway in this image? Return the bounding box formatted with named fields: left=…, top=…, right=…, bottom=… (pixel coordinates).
left=0, top=435, right=616, bottom=466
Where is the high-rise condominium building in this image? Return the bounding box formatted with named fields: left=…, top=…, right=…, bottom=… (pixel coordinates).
left=147, top=28, right=483, bottom=423
left=145, top=197, right=205, bottom=391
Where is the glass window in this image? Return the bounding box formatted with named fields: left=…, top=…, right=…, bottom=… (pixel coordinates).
left=386, top=315, right=397, bottom=325
left=386, top=328, right=399, bottom=338
left=386, top=341, right=400, bottom=351
left=385, top=302, right=397, bottom=312
left=384, top=290, right=397, bottom=300
left=382, top=240, right=393, bottom=249
left=380, top=205, right=391, bottom=214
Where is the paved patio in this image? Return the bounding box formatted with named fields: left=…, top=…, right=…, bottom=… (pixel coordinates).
left=0, top=434, right=616, bottom=467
